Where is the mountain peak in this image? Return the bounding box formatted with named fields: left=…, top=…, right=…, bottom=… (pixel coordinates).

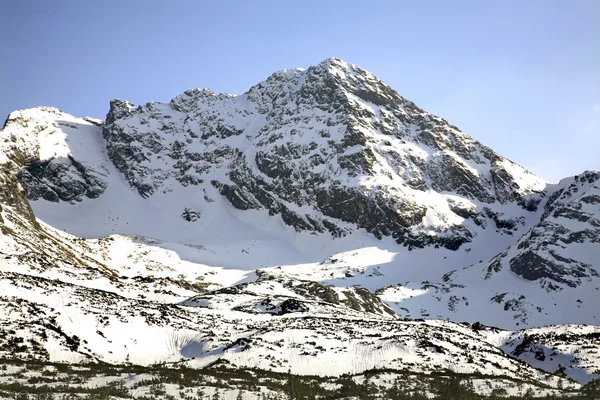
left=314, top=56, right=352, bottom=70
left=309, top=57, right=379, bottom=85
left=251, top=58, right=377, bottom=100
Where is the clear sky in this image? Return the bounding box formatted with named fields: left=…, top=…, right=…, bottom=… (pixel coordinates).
left=1, top=0, right=598, bottom=182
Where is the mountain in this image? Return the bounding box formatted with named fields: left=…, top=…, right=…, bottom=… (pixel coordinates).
left=0, top=58, right=599, bottom=397
left=101, top=58, right=546, bottom=248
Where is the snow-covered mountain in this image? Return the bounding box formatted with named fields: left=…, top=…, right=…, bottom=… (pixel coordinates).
left=0, top=58, right=598, bottom=396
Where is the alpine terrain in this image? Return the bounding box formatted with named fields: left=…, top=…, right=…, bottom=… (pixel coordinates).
left=1, top=58, right=599, bottom=399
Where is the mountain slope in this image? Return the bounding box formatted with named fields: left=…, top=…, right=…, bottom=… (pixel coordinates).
left=487, top=171, right=600, bottom=288
left=0, top=58, right=599, bottom=394
left=419, top=171, right=600, bottom=327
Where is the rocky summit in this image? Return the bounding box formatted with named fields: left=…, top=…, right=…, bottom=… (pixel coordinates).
left=0, top=58, right=599, bottom=398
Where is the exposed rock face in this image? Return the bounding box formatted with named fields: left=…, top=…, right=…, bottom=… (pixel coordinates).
left=181, top=207, right=201, bottom=222
left=484, top=171, right=600, bottom=288
left=0, top=165, right=37, bottom=226
left=1, top=108, right=108, bottom=206
left=420, top=173, right=600, bottom=328
left=101, top=58, right=546, bottom=250
left=19, top=156, right=107, bottom=203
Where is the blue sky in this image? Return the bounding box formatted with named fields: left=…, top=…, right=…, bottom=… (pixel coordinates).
left=1, top=0, right=598, bottom=182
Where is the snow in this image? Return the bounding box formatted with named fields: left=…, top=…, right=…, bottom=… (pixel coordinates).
left=0, top=59, right=599, bottom=392
left=1, top=104, right=596, bottom=332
